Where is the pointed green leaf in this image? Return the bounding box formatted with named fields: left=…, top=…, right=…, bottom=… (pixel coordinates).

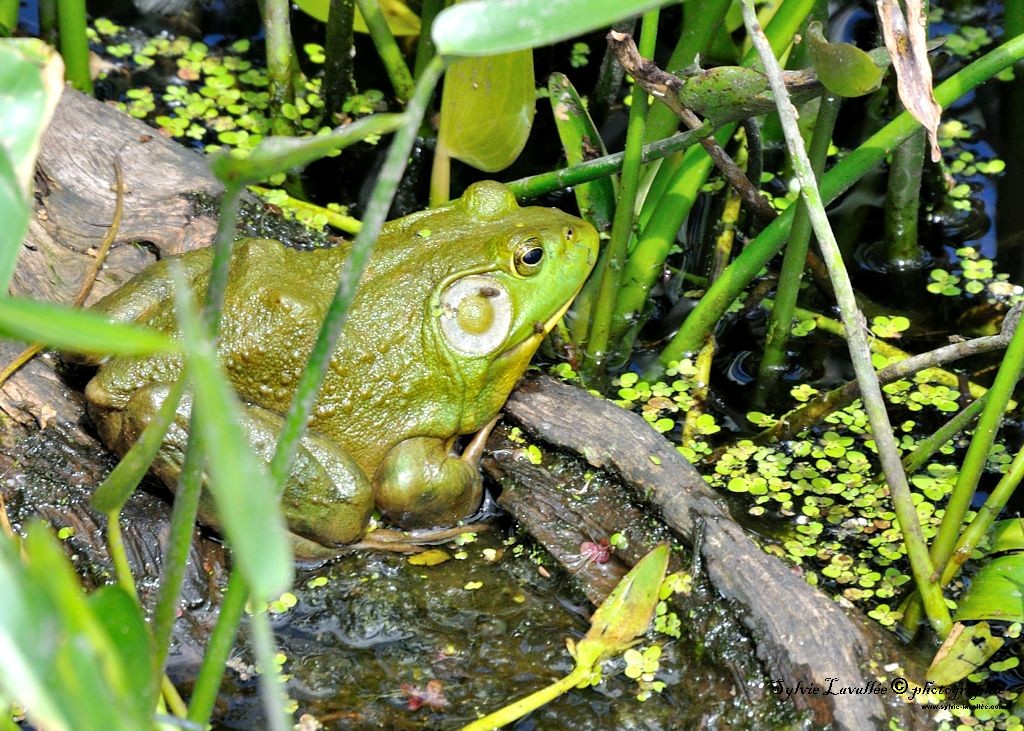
left=575, top=543, right=669, bottom=665
left=927, top=621, right=1004, bottom=685
left=806, top=21, right=883, bottom=98
left=170, top=267, right=294, bottom=599
left=433, top=0, right=673, bottom=56
left=210, top=113, right=405, bottom=185
left=0, top=297, right=179, bottom=356
left=548, top=72, right=616, bottom=232
left=437, top=52, right=535, bottom=172
left=92, top=377, right=187, bottom=513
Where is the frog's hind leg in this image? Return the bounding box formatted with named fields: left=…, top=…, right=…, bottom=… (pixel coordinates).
left=92, top=382, right=374, bottom=556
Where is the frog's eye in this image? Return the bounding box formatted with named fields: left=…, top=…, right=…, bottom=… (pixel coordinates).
left=514, top=240, right=545, bottom=276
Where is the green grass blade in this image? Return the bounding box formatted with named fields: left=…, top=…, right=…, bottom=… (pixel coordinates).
left=91, top=377, right=187, bottom=514
left=432, top=0, right=675, bottom=56
left=0, top=297, right=179, bottom=356
left=210, top=113, right=405, bottom=185
left=170, top=267, right=293, bottom=600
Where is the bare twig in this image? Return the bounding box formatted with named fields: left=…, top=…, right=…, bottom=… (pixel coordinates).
left=607, top=30, right=777, bottom=222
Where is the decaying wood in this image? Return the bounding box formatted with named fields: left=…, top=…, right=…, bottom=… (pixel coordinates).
left=499, top=373, right=930, bottom=730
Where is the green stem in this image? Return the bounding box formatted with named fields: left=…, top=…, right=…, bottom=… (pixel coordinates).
left=263, top=0, right=296, bottom=136
left=250, top=608, right=289, bottom=731
left=323, top=0, right=356, bottom=124
left=506, top=124, right=712, bottom=200
left=356, top=0, right=415, bottom=101
left=754, top=94, right=839, bottom=404
left=741, top=0, right=951, bottom=636
left=413, top=0, right=443, bottom=80
left=658, top=31, right=1024, bottom=368
left=461, top=665, right=593, bottom=731
left=268, top=56, right=445, bottom=495
left=929, top=313, right=1024, bottom=579
left=152, top=186, right=241, bottom=673
left=0, top=0, right=16, bottom=35
left=39, top=0, right=57, bottom=44
left=57, top=0, right=92, bottom=94
left=106, top=511, right=137, bottom=600
left=581, top=9, right=658, bottom=380
left=901, top=393, right=988, bottom=478
left=882, top=129, right=928, bottom=265
left=186, top=570, right=248, bottom=724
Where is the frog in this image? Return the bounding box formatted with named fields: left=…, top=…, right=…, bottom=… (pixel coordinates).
left=83, top=181, right=598, bottom=556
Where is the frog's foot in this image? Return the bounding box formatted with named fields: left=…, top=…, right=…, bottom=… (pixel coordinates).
left=373, top=416, right=501, bottom=529
left=91, top=383, right=374, bottom=553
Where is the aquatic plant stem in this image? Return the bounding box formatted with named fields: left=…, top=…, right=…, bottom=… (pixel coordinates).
left=883, top=129, right=928, bottom=265
left=323, top=0, right=356, bottom=123
left=56, top=0, right=91, bottom=94
left=357, top=0, right=415, bottom=101
left=506, top=124, right=711, bottom=200
left=251, top=608, right=289, bottom=731
left=659, top=31, right=1024, bottom=367
left=754, top=94, right=839, bottom=404
left=263, top=0, right=296, bottom=136
left=741, top=0, right=951, bottom=635
left=581, top=11, right=658, bottom=380
left=0, top=0, right=15, bottom=35
left=186, top=570, right=248, bottom=724
left=152, top=186, right=242, bottom=673
left=929, top=308, right=1024, bottom=580
left=268, top=55, right=444, bottom=493
left=461, top=665, right=593, bottom=731
left=413, top=0, right=443, bottom=80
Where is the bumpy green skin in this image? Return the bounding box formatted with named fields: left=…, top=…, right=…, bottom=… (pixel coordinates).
left=86, top=182, right=598, bottom=554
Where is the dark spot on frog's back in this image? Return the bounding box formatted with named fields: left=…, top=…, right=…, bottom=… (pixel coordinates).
left=533, top=321, right=546, bottom=334
left=479, top=287, right=500, bottom=298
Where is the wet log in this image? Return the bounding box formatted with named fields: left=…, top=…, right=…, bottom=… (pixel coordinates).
left=493, top=373, right=930, bottom=731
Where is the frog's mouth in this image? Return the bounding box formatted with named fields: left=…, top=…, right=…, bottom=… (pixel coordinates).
left=497, top=282, right=582, bottom=362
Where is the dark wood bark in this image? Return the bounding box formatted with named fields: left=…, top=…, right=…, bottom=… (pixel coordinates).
left=494, top=374, right=930, bottom=730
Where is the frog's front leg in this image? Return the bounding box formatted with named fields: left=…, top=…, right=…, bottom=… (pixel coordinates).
left=92, top=381, right=374, bottom=554
left=374, top=416, right=498, bottom=528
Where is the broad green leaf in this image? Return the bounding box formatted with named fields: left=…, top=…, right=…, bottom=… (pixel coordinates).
left=0, top=39, right=64, bottom=291
left=0, top=524, right=145, bottom=731
left=806, top=21, right=883, bottom=98
left=87, top=586, right=157, bottom=722
left=91, top=377, right=187, bottom=513
left=0, top=148, right=29, bottom=292
left=170, top=267, right=294, bottom=599
left=990, top=518, right=1024, bottom=554
left=294, top=0, right=421, bottom=35
left=0, top=297, right=179, bottom=356
left=437, top=51, right=535, bottom=172
left=572, top=543, right=669, bottom=667
left=927, top=621, right=1004, bottom=685
left=210, top=113, right=405, bottom=185
left=548, top=72, right=616, bottom=232
left=433, top=0, right=673, bottom=56
left=955, top=554, right=1024, bottom=622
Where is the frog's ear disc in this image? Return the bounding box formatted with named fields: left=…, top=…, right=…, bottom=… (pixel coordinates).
left=438, top=275, right=512, bottom=356
left=459, top=181, right=519, bottom=221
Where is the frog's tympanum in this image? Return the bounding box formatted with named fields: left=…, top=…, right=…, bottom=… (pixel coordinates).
left=85, top=182, right=598, bottom=555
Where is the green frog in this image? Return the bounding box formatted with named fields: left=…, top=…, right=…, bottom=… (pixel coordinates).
left=84, top=181, right=598, bottom=556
